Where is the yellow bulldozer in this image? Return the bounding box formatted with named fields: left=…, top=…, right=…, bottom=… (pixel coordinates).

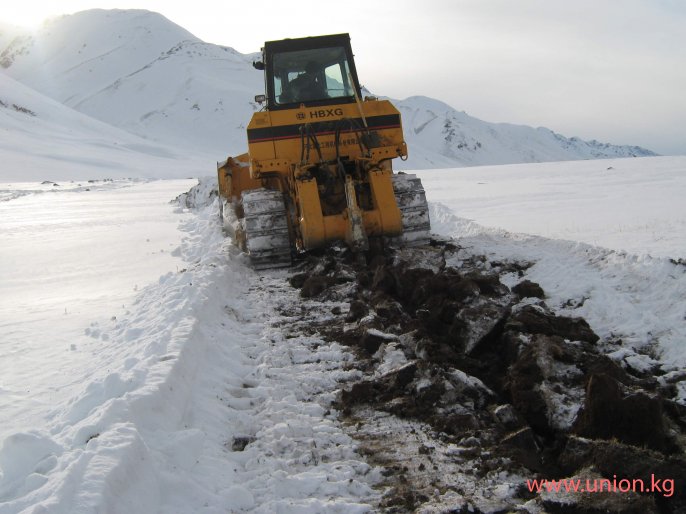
left=217, top=33, right=430, bottom=268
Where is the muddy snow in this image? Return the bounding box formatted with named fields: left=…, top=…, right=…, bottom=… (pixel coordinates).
left=282, top=237, right=686, bottom=513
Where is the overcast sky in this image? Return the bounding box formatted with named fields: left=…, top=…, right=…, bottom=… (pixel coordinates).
left=3, top=0, right=685, bottom=155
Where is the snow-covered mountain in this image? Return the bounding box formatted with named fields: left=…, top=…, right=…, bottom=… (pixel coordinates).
left=0, top=10, right=261, bottom=158
left=1, top=9, right=656, bottom=169
left=0, top=71, right=202, bottom=181
left=397, top=96, right=656, bottom=169
left=0, top=10, right=199, bottom=101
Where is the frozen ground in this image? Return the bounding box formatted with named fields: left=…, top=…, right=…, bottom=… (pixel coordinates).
left=0, top=155, right=684, bottom=512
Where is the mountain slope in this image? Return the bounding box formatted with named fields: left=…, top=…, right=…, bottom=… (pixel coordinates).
left=1, top=9, right=258, bottom=157
left=0, top=71, right=200, bottom=181
left=1, top=10, right=199, bottom=105
left=70, top=39, right=261, bottom=157
left=1, top=9, right=657, bottom=168
left=397, top=96, right=656, bottom=169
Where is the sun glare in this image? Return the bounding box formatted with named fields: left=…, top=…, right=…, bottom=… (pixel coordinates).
left=2, top=6, right=54, bottom=29
left=1, top=1, right=109, bottom=29
left=0, top=7, right=50, bottom=29
left=1, top=2, right=152, bottom=30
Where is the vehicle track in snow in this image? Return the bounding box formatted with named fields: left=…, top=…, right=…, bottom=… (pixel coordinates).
left=144, top=192, right=383, bottom=512
left=279, top=238, right=686, bottom=513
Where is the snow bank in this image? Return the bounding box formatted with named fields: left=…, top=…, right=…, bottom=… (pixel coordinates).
left=0, top=188, right=378, bottom=513
left=431, top=200, right=686, bottom=400
left=418, top=155, right=686, bottom=391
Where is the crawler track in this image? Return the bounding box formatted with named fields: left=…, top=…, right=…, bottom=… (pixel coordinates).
left=391, top=173, right=431, bottom=247
left=239, top=188, right=292, bottom=269
left=236, top=174, right=430, bottom=269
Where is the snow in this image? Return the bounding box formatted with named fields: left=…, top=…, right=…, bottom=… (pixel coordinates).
left=2, top=9, right=200, bottom=106
left=0, top=7, right=684, bottom=511
left=2, top=155, right=683, bottom=511
left=0, top=9, right=260, bottom=158
left=417, top=155, right=685, bottom=259
left=0, top=73, right=206, bottom=181
left=395, top=96, right=655, bottom=170
left=0, top=182, right=382, bottom=512
left=0, top=180, right=194, bottom=456
left=421, top=155, right=686, bottom=374
left=0, top=22, right=22, bottom=51
left=374, top=343, right=408, bottom=377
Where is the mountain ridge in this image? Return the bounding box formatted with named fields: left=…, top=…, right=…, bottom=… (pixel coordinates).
left=1, top=9, right=657, bottom=169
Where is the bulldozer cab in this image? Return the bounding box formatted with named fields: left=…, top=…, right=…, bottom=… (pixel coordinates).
left=258, top=34, right=363, bottom=110
left=219, top=33, right=430, bottom=268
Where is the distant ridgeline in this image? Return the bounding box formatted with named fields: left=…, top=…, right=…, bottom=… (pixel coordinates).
left=0, top=9, right=656, bottom=169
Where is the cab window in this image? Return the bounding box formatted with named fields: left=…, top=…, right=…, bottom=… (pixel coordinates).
left=273, top=47, right=355, bottom=105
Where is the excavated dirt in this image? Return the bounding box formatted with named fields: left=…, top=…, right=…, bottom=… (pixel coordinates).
left=279, top=239, right=686, bottom=513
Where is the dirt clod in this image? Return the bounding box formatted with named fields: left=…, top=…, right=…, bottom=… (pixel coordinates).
left=283, top=240, right=686, bottom=512
left=345, top=300, right=369, bottom=322
left=300, top=274, right=335, bottom=298
left=573, top=372, right=671, bottom=452
left=507, top=304, right=599, bottom=343
left=512, top=279, right=545, bottom=298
